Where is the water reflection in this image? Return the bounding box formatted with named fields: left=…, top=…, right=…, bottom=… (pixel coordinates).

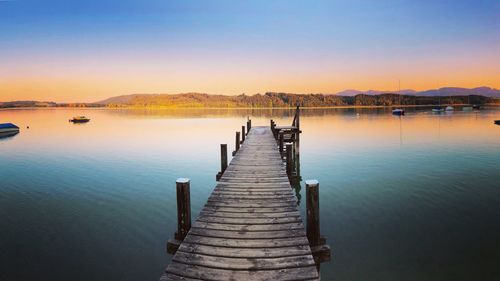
left=0, top=131, right=19, bottom=140
left=1, top=107, right=499, bottom=281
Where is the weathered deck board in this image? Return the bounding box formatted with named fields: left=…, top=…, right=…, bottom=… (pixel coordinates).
left=161, top=126, right=318, bottom=281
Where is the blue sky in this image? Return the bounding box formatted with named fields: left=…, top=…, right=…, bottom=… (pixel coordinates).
left=1, top=0, right=499, bottom=102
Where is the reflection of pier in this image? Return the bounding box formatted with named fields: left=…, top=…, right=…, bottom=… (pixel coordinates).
left=160, top=107, right=330, bottom=280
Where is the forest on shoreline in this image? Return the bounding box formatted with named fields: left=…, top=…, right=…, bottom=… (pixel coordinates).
left=2, top=92, right=499, bottom=109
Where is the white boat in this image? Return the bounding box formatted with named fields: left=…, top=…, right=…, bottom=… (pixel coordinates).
left=462, top=106, right=473, bottom=111
left=392, top=108, right=405, bottom=116
left=445, top=106, right=454, bottom=111
left=433, top=94, right=444, bottom=113
left=0, top=123, right=20, bottom=133
left=392, top=80, right=405, bottom=116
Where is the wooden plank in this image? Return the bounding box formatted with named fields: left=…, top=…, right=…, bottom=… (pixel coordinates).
left=178, top=243, right=313, bottom=258
left=193, top=221, right=305, bottom=231
left=205, top=201, right=296, bottom=208
left=209, top=194, right=296, bottom=200
left=172, top=251, right=316, bottom=270
left=196, top=215, right=302, bottom=225
left=199, top=210, right=301, bottom=218
left=202, top=206, right=299, bottom=213
left=189, top=228, right=306, bottom=239
left=184, top=234, right=310, bottom=248
left=166, top=262, right=319, bottom=281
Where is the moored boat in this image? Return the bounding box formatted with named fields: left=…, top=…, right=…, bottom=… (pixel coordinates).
left=392, top=80, right=404, bottom=116
left=462, top=106, right=473, bottom=111
left=0, top=123, right=20, bottom=133
left=495, top=120, right=500, bottom=125
left=445, top=106, right=454, bottom=111
left=432, top=107, right=444, bottom=113
left=392, top=108, right=405, bottom=116
left=69, top=116, right=90, bottom=123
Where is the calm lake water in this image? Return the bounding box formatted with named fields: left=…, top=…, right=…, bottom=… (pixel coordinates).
left=1, top=107, right=499, bottom=281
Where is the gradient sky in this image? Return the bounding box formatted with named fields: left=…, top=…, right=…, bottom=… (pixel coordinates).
left=1, top=0, right=499, bottom=102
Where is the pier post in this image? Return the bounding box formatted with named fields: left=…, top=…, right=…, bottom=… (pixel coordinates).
left=166, top=178, right=191, bottom=254
left=232, top=131, right=240, bottom=156
left=247, top=120, right=251, bottom=135
left=306, top=180, right=320, bottom=246
left=279, top=131, right=284, bottom=158
left=305, top=179, right=331, bottom=268
left=241, top=126, right=246, bottom=143
left=216, top=144, right=228, bottom=181
left=294, top=105, right=300, bottom=160
left=286, top=144, right=293, bottom=177
left=271, top=121, right=277, bottom=139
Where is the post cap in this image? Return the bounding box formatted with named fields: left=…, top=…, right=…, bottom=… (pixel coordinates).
left=305, top=179, right=319, bottom=186
left=176, top=178, right=190, bottom=184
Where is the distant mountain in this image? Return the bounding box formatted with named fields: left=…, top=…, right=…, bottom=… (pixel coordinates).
left=336, top=89, right=417, bottom=96
left=97, top=94, right=146, bottom=105
left=417, top=87, right=500, bottom=97
left=335, top=87, right=500, bottom=97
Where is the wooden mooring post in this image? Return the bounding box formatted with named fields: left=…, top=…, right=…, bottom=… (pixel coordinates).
left=246, top=119, right=251, bottom=134
left=216, top=144, right=228, bottom=181
left=305, top=180, right=331, bottom=269
left=166, top=178, right=191, bottom=255
left=241, top=126, right=245, bottom=143
left=232, top=131, right=240, bottom=156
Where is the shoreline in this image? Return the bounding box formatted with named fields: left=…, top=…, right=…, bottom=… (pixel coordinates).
left=1, top=103, right=500, bottom=110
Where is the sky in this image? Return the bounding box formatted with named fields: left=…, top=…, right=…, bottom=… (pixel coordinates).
left=0, top=0, right=499, bottom=102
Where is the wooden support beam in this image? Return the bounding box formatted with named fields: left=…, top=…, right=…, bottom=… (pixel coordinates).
left=279, top=131, right=284, bottom=158
left=216, top=144, right=227, bottom=181
left=246, top=120, right=251, bottom=134
left=286, top=144, right=293, bottom=177
left=167, top=178, right=191, bottom=254
left=241, top=126, right=246, bottom=143
left=294, top=106, right=300, bottom=160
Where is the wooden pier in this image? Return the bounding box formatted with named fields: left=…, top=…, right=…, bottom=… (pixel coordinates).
left=161, top=109, right=330, bottom=280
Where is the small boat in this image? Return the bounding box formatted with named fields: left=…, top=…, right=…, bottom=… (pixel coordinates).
left=472, top=104, right=481, bottom=110
left=392, top=108, right=405, bottom=116
left=495, top=120, right=500, bottom=125
left=392, top=80, right=404, bottom=116
left=432, top=107, right=445, bottom=113
left=69, top=116, right=90, bottom=123
left=462, top=106, right=473, bottom=111
left=0, top=123, right=20, bottom=139
left=445, top=106, right=454, bottom=111
left=0, top=123, right=20, bottom=133
left=433, top=94, right=445, bottom=113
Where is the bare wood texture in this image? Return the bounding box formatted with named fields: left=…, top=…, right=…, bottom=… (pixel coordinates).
left=161, top=127, right=319, bottom=280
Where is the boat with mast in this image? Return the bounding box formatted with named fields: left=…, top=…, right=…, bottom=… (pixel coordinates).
left=462, top=95, right=473, bottom=111
left=392, top=80, right=405, bottom=116
left=432, top=94, right=444, bottom=113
